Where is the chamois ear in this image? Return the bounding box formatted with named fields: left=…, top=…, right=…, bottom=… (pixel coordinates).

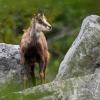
left=33, top=13, right=36, bottom=17
left=37, top=10, right=44, bottom=17
left=37, top=13, right=42, bottom=18
left=32, top=13, right=37, bottom=22
left=32, top=13, right=36, bottom=19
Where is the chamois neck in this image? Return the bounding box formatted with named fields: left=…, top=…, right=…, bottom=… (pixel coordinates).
left=30, top=22, right=36, bottom=37
left=30, top=25, right=41, bottom=38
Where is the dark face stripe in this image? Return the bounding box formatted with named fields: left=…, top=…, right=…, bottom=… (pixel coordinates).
left=38, top=19, right=49, bottom=27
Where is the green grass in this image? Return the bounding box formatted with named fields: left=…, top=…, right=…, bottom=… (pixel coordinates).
left=0, top=0, right=100, bottom=99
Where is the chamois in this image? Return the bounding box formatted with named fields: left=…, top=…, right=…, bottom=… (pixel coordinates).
left=20, top=12, right=52, bottom=84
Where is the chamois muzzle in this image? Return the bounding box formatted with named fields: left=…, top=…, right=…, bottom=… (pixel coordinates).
left=48, top=26, right=52, bottom=31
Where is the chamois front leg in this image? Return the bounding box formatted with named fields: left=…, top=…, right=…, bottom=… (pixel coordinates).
left=39, top=61, right=46, bottom=84
left=20, top=50, right=25, bottom=65
left=20, top=56, right=25, bottom=65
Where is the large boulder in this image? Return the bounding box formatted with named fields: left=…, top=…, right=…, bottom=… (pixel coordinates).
left=0, top=44, right=21, bottom=84
left=55, top=15, right=100, bottom=80
left=0, top=15, right=100, bottom=100
left=0, top=43, right=28, bottom=86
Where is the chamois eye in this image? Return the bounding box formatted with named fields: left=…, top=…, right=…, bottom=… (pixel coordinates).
left=38, top=19, right=43, bottom=24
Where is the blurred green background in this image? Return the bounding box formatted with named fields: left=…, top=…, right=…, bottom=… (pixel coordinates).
left=0, top=0, right=100, bottom=82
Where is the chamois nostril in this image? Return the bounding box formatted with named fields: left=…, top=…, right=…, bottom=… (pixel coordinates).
left=49, top=26, right=52, bottom=30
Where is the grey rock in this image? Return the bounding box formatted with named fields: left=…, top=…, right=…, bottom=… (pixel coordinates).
left=56, top=15, right=100, bottom=80
left=0, top=43, right=24, bottom=84
left=1, top=15, right=100, bottom=100
left=16, top=73, right=100, bottom=100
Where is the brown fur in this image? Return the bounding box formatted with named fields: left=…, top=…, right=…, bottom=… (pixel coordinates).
left=20, top=26, right=50, bottom=84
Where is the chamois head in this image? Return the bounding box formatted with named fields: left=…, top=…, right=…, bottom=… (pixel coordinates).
left=32, top=12, right=52, bottom=32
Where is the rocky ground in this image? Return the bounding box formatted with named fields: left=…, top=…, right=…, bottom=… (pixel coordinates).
left=0, top=15, right=100, bottom=100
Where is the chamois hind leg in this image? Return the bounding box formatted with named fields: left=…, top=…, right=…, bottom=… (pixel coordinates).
left=23, top=65, right=29, bottom=89
left=24, top=64, right=36, bottom=89
left=30, top=64, right=36, bottom=86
